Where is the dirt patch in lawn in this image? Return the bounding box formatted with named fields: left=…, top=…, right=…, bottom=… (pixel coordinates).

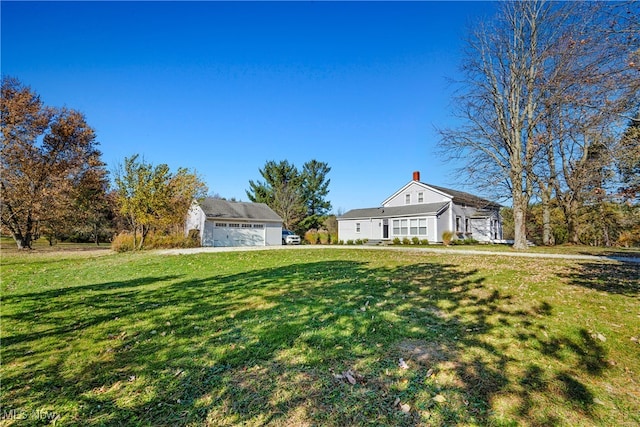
left=397, top=339, right=455, bottom=367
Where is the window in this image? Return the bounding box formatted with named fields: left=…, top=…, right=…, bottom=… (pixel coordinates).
left=241, top=223, right=252, bottom=228
left=418, top=219, right=427, bottom=235
left=356, top=223, right=361, bottom=233
left=408, top=219, right=427, bottom=235
left=405, top=194, right=411, bottom=204
left=215, top=223, right=226, bottom=227
left=400, top=219, right=408, bottom=235
left=465, top=218, right=470, bottom=233
left=253, top=224, right=264, bottom=229
left=455, top=217, right=461, bottom=232
left=410, top=219, right=418, bottom=235
left=229, top=223, right=240, bottom=228
left=418, top=192, right=424, bottom=203
left=393, top=219, right=427, bottom=236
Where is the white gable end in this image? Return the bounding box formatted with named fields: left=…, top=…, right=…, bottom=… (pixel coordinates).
left=382, top=182, right=452, bottom=207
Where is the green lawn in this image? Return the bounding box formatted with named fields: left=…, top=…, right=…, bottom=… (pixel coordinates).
left=1, top=247, right=638, bottom=426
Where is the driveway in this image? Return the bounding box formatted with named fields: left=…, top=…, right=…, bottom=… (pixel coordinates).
left=157, top=245, right=640, bottom=264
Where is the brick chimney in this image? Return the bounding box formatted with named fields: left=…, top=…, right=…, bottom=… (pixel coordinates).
left=412, top=171, right=420, bottom=181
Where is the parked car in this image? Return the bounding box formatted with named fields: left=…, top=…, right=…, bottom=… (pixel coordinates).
left=282, top=229, right=301, bottom=245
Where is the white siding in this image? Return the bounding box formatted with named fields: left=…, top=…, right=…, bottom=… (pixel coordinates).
left=427, top=217, right=438, bottom=243
left=265, top=223, right=283, bottom=246
left=383, top=182, right=451, bottom=207
left=338, top=219, right=378, bottom=242
left=185, top=205, right=206, bottom=244
left=470, top=218, right=490, bottom=242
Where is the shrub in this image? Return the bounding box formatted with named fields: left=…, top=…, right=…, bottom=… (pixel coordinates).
left=420, top=239, right=429, bottom=245
left=318, top=229, right=330, bottom=245
left=392, top=237, right=401, bottom=245
left=617, top=230, right=640, bottom=247
left=111, top=232, right=135, bottom=252
left=355, top=239, right=363, bottom=245
left=451, top=238, right=479, bottom=246
left=304, top=229, right=319, bottom=245
left=411, top=236, right=420, bottom=245
left=402, top=237, right=411, bottom=245
left=146, top=232, right=201, bottom=249
left=442, top=230, right=454, bottom=246
left=111, top=231, right=200, bottom=252
left=329, top=233, right=339, bottom=244
left=346, top=239, right=354, bottom=245
left=337, top=239, right=344, bottom=245
left=187, top=229, right=200, bottom=243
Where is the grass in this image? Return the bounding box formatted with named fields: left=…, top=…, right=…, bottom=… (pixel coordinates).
left=1, top=246, right=639, bottom=426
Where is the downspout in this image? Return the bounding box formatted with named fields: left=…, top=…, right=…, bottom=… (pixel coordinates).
left=449, top=201, right=454, bottom=240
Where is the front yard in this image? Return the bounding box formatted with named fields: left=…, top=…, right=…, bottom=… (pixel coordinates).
left=1, top=248, right=638, bottom=425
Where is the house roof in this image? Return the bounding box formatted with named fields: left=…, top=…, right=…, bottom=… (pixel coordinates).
left=381, top=180, right=500, bottom=209
left=426, top=184, right=501, bottom=209
left=339, top=202, right=449, bottom=220
left=198, top=198, right=283, bottom=222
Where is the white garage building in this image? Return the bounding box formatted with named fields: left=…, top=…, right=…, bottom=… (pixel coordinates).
left=186, top=198, right=283, bottom=247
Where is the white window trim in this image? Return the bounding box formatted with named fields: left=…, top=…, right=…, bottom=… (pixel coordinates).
left=392, top=218, right=428, bottom=236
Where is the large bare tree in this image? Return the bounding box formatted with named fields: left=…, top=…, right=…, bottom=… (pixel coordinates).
left=536, top=2, right=640, bottom=244
left=438, top=1, right=555, bottom=249
left=439, top=1, right=639, bottom=248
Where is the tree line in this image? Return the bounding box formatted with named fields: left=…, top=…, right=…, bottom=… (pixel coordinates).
left=1, top=78, right=334, bottom=250
left=439, top=1, right=639, bottom=249
left=1, top=77, right=208, bottom=250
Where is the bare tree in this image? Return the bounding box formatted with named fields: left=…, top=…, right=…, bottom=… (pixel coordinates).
left=439, top=1, right=640, bottom=248
left=535, top=1, right=640, bottom=244
left=438, top=1, right=555, bottom=249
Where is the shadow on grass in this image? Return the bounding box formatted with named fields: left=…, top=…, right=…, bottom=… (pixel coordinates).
left=561, top=261, right=640, bottom=296
left=2, top=257, right=612, bottom=426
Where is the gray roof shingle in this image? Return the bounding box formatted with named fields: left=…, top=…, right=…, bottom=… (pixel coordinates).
left=426, top=184, right=501, bottom=209
left=339, top=202, right=449, bottom=220
left=199, top=198, right=282, bottom=222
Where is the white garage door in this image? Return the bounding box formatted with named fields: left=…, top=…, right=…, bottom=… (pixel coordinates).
left=204, top=221, right=265, bottom=247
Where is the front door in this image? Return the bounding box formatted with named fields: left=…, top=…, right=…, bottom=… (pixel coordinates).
left=382, top=219, right=389, bottom=239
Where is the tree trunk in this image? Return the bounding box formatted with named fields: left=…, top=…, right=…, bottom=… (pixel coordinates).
left=541, top=188, right=554, bottom=246
left=599, top=204, right=611, bottom=247
left=12, top=211, right=35, bottom=249
left=566, top=202, right=580, bottom=245
left=512, top=189, right=529, bottom=250
left=138, top=225, right=149, bottom=250
left=14, top=231, right=33, bottom=250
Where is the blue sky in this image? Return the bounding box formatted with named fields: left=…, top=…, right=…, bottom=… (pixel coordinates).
left=2, top=1, right=497, bottom=213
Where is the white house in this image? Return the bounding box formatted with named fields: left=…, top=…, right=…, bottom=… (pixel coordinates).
left=186, top=198, right=283, bottom=247
left=338, top=172, right=503, bottom=243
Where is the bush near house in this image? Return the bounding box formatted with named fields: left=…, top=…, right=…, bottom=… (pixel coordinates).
left=318, top=229, right=330, bottom=245
left=304, top=229, right=319, bottom=245
left=442, top=230, right=455, bottom=246
left=451, top=238, right=480, bottom=246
